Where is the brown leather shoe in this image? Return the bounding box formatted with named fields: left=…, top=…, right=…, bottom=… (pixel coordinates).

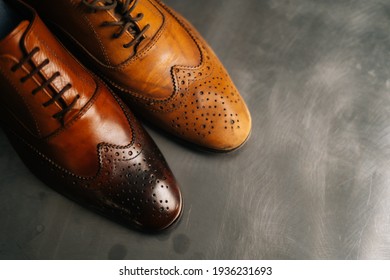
left=0, top=1, right=182, bottom=231
left=25, top=0, right=252, bottom=152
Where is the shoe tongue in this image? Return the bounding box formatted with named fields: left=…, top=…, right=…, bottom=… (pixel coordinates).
left=90, top=0, right=163, bottom=65
left=126, top=0, right=162, bottom=51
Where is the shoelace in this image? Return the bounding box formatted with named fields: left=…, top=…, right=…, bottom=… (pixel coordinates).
left=11, top=47, right=80, bottom=122
left=82, top=0, right=150, bottom=49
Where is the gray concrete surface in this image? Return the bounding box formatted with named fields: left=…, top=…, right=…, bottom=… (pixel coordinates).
left=1, top=0, right=390, bottom=259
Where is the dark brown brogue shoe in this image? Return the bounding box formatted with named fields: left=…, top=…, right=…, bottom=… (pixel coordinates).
left=0, top=1, right=182, bottom=231
left=25, top=0, right=252, bottom=152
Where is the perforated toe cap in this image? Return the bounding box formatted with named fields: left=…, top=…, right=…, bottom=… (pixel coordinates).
left=96, top=141, right=183, bottom=231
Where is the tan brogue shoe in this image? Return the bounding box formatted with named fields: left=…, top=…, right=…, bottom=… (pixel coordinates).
left=0, top=1, right=182, bottom=231
left=25, top=0, right=252, bottom=152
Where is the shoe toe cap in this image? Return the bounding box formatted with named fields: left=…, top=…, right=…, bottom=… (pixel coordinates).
left=164, top=65, right=252, bottom=151
left=97, top=142, right=183, bottom=231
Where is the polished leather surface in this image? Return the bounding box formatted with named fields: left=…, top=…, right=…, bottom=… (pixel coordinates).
left=3, top=0, right=390, bottom=260
left=24, top=0, right=252, bottom=151
left=0, top=1, right=182, bottom=231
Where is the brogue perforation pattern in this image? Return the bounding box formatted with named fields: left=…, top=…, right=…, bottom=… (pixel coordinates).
left=129, top=41, right=244, bottom=141
left=9, top=116, right=180, bottom=229
left=98, top=143, right=176, bottom=221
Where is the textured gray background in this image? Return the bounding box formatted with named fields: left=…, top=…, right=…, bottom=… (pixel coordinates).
left=1, top=0, right=390, bottom=259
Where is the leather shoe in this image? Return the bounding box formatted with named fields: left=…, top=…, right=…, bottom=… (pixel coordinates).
left=0, top=0, right=183, bottom=231
left=25, top=0, right=252, bottom=152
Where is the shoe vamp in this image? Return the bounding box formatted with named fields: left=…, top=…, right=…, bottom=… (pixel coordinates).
left=41, top=83, right=134, bottom=178
left=105, top=11, right=201, bottom=100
